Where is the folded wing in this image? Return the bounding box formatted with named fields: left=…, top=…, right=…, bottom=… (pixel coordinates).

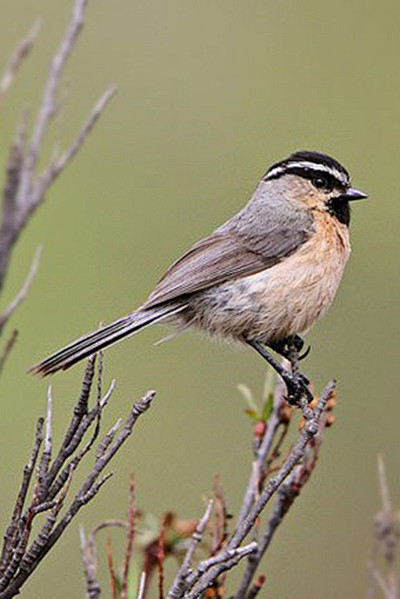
left=145, top=224, right=312, bottom=309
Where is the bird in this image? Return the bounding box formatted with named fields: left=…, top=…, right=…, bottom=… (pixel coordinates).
left=30, top=150, right=367, bottom=404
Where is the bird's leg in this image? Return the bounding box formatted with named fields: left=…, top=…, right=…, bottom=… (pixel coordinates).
left=247, top=338, right=313, bottom=405
left=271, top=335, right=314, bottom=403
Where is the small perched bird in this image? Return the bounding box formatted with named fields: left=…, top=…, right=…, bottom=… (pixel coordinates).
left=31, top=151, right=366, bottom=403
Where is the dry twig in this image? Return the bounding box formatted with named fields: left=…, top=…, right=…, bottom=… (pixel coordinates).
left=0, top=20, right=41, bottom=108
left=121, top=474, right=137, bottom=599
left=367, top=457, right=400, bottom=599
left=167, top=500, right=214, bottom=599
left=0, top=330, right=18, bottom=377
left=80, top=525, right=102, bottom=599
left=0, top=357, right=155, bottom=599
left=0, top=0, right=116, bottom=308
left=163, top=380, right=335, bottom=599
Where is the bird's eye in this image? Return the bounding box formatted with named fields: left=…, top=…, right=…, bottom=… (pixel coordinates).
left=312, top=176, right=330, bottom=189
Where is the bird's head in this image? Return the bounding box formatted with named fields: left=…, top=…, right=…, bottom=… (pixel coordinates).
left=263, top=150, right=367, bottom=225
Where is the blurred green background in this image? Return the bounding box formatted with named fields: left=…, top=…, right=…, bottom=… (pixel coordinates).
left=0, top=0, right=399, bottom=597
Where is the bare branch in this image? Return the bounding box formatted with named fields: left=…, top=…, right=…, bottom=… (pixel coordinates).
left=37, top=386, right=53, bottom=500
left=96, top=418, right=122, bottom=459
left=0, top=418, right=44, bottom=577
left=0, top=357, right=156, bottom=599
left=106, top=535, right=118, bottom=599
left=81, top=518, right=128, bottom=599
left=246, top=575, right=266, bottom=599
left=367, top=457, right=400, bottom=599
left=16, top=0, right=89, bottom=214
left=0, top=0, right=116, bottom=307
left=1, top=112, right=28, bottom=220
left=183, top=381, right=335, bottom=599
left=378, top=455, right=392, bottom=513
left=121, top=474, right=137, bottom=599
left=185, top=542, right=258, bottom=590
left=236, top=378, right=286, bottom=529
left=236, top=398, right=330, bottom=599
left=137, top=572, right=147, bottom=599
left=0, top=20, right=41, bottom=108
left=32, top=87, right=117, bottom=207
left=0, top=329, right=18, bottom=377
left=0, top=246, right=41, bottom=336
left=80, top=525, right=101, bottom=599
left=167, top=500, right=214, bottom=599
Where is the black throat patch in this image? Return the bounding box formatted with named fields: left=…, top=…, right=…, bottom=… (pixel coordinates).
left=327, top=198, right=351, bottom=226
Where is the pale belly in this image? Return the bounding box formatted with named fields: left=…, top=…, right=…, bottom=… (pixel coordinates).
left=178, top=218, right=351, bottom=343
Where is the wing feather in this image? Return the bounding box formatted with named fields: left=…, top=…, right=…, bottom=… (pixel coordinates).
left=144, top=225, right=312, bottom=309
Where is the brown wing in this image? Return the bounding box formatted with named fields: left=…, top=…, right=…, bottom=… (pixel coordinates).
left=144, top=226, right=311, bottom=309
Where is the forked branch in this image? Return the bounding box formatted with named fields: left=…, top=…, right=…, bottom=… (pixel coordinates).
left=0, top=357, right=155, bottom=599
left=0, top=0, right=116, bottom=306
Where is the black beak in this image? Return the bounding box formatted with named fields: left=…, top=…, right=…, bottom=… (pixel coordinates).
left=343, top=187, right=368, bottom=201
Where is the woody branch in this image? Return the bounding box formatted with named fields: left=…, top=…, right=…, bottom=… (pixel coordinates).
left=0, top=0, right=116, bottom=323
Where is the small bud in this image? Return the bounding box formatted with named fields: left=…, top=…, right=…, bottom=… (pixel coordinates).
left=325, top=414, right=336, bottom=427
left=254, top=420, right=266, bottom=439
left=280, top=404, right=293, bottom=424
left=326, top=397, right=337, bottom=411
left=173, top=518, right=198, bottom=537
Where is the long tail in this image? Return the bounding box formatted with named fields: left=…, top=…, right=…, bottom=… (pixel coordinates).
left=29, top=305, right=185, bottom=377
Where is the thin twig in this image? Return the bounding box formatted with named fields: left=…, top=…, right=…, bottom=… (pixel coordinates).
left=185, top=542, right=258, bottom=589
left=38, top=385, right=53, bottom=499
left=121, top=474, right=136, bottom=599
left=236, top=378, right=286, bottom=528
left=137, top=572, right=147, bottom=599
left=367, top=457, right=400, bottom=599
left=167, top=500, right=214, bottom=599
left=378, top=455, right=392, bottom=512
left=0, top=418, right=44, bottom=576
left=246, top=575, right=266, bottom=599
left=184, top=381, right=334, bottom=599
left=32, top=87, right=117, bottom=206
left=16, top=0, right=89, bottom=215
left=0, top=20, right=41, bottom=107
left=106, top=535, right=118, bottom=599
left=0, top=329, right=18, bottom=377
left=0, top=0, right=116, bottom=300
left=0, top=357, right=156, bottom=599
left=80, top=525, right=101, bottom=599
left=0, top=246, right=41, bottom=335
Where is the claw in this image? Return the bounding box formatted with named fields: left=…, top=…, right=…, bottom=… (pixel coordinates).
left=284, top=373, right=313, bottom=405
left=299, top=345, right=311, bottom=361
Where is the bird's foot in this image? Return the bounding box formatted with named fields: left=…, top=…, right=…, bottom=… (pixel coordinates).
left=299, top=344, right=311, bottom=361
left=246, top=339, right=313, bottom=406
left=282, top=371, right=313, bottom=406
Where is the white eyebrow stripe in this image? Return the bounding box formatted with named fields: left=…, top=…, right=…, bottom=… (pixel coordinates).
left=265, top=161, right=349, bottom=185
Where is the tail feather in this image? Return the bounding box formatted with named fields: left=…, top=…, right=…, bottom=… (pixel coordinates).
left=30, top=305, right=185, bottom=376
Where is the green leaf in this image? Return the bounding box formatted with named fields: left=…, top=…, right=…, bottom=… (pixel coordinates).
left=262, top=369, right=276, bottom=402
left=262, top=394, right=274, bottom=421
left=244, top=408, right=259, bottom=420
left=237, top=384, right=258, bottom=412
